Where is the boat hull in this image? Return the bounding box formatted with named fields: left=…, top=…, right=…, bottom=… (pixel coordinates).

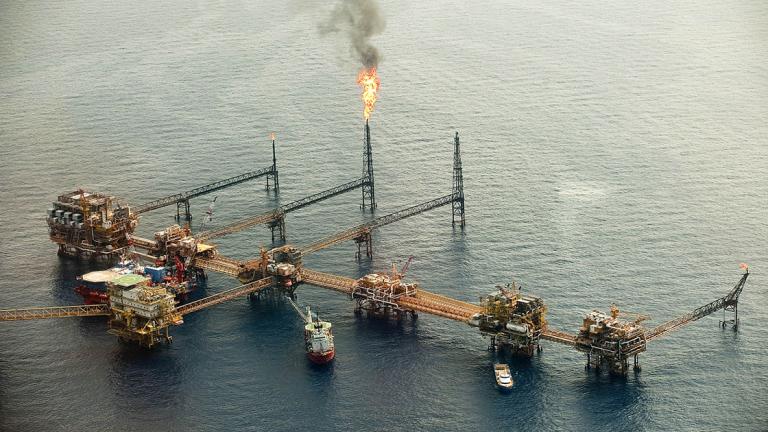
left=74, top=286, right=109, bottom=305
left=307, top=349, right=335, bottom=364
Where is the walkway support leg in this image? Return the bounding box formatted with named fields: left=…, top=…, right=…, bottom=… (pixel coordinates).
left=354, top=231, right=372, bottom=260
left=176, top=199, right=192, bottom=223
left=452, top=132, right=466, bottom=227
left=269, top=216, right=286, bottom=244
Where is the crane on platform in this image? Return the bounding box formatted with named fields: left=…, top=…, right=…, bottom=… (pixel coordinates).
left=610, top=305, right=650, bottom=324
left=399, top=256, right=415, bottom=278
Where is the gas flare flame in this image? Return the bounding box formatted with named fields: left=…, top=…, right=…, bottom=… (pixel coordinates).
left=357, top=67, right=380, bottom=120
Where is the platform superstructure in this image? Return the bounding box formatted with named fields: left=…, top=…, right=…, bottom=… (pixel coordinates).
left=469, top=283, right=547, bottom=356
left=47, top=190, right=137, bottom=260
left=106, top=274, right=183, bottom=347
left=574, top=306, right=648, bottom=374
left=352, top=262, right=419, bottom=318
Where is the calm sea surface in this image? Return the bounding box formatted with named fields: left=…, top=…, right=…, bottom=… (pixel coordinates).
left=1, top=1, right=767, bottom=430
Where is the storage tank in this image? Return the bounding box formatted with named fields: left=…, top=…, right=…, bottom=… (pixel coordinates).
left=505, top=323, right=530, bottom=335
left=468, top=313, right=481, bottom=327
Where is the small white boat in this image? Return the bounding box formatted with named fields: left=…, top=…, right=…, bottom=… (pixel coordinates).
left=494, top=363, right=514, bottom=390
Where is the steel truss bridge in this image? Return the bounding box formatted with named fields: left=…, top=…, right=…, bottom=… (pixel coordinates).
left=134, top=165, right=276, bottom=218
left=195, top=177, right=367, bottom=242
left=301, top=193, right=456, bottom=257
left=197, top=192, right=460, bottom=273
left=0, top=304, right=110, bottom=321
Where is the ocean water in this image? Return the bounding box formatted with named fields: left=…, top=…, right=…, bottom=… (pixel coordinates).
left=1, top=0, right=767, bottom=430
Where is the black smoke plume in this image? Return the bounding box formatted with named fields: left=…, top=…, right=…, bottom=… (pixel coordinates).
left=319, top=0, right=385, bottom=68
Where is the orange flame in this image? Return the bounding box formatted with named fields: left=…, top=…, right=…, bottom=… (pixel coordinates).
left=271, top=132, right=276, bottom=141
left=357, top=67, right=380, bottom=120
left=739, top=262, right=749, bottom=272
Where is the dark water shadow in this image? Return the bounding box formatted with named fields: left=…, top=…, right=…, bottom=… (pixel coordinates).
left=573, top=366, right=650, bottom=429
left=108, top=342, right=183, bottom=411
left=50, top=256, right=101, bottom=304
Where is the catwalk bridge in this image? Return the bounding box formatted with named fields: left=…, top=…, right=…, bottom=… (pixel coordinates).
left=134, top=166, right=276, bottom=219
left=133, top=137, right=281, bottom=221
left=195, top=177, right=368, bottom=243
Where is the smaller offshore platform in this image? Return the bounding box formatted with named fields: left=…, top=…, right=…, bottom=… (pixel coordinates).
left=106, top=274, right=183, bottom=347
left=47, top=190, right=137, bottom=260
left=352, top=260, right=419, bottom=318
left=468, top=283, right=548, bottom=356
left=573, top=306, right=649, bottom=374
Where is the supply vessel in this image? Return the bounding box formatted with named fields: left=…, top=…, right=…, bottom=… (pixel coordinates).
left=494, top=363, right=514, bottom=390
left=304, top=312, right=335, bottom=364
left=287, top=297, right=335, bottom=364
left=75, top=256, right=196, bottom=305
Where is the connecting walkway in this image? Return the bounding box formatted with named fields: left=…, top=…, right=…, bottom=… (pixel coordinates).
left=195, top=177, right=367, bottom=242
left=193, top=193, right=461, bottom=281
left=175, top=277, right=273, bottom=315
left=0, top=304, right=110, bottom=321
left=541, top=329, right=578, bottom=346
left=194, top=256, right=244, bottom=277
left=645, top=271, right=748, bottom=341
left=134, top=166, right=276, bottom=217
left=301, top=193, right=456, bottom=256
left=299, top=268, right=482, bottom=322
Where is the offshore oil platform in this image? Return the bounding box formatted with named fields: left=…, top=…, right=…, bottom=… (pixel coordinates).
left=468, top=283, right=548, bottom=356
left=0, top=73, right=752, bottom=376
left=47, top=190, right=138, bottom=260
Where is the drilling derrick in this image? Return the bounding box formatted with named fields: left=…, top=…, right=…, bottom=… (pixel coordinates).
left=47, top=190, right=138, bottom=261
left=575, top=306, right=647, bottom=375
left=361, top=120, right=377, bottom=211
left=469, top=283, right=548, bottom=355
left=452, top=132, right=466, bottom=227
left=106, top=274, right=183, bottom=348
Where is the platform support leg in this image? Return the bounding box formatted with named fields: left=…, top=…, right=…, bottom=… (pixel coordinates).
left=175, top=199, right=191, bottom=223
left=354, top=231, right=373, bottom=260
left=270, top=216, right=286, bottom=244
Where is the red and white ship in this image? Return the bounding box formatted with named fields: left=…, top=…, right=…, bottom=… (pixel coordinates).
left=287, top=297, right=335, bottom=364
left=304, top=315, right=335, bottom=364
